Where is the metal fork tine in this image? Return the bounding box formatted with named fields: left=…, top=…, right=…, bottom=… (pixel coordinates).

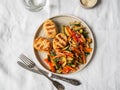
left=19, top=56, right=29, bottom=66
left=17, top=60, right=28, bottom=67
left=19, top=54, right=31, bottom=66
left=22, top=54, right=34, bottom=64
left=19, top=54, right=35, bottom=68
left=21, top=54, right=34, bottom=64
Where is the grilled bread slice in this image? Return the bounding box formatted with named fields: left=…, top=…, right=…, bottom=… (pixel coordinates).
left=34, top=37, right=51, bottom=52
left=43, top=20, right=57, bottom=38
left=53, top=33, right=67, bottom=51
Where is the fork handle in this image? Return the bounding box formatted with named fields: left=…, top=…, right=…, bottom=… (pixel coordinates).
left=51, top=74, right=81, bottom=86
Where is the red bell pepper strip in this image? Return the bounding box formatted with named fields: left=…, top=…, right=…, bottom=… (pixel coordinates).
left=44, top=59, right=55, bottom=72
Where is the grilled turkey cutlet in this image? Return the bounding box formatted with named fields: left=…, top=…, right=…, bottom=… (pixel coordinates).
left=53, top=33, right=68, bottom=51
left=43, top=20, right=57, bottom=38
left=34, top=37, right=51, bottom=52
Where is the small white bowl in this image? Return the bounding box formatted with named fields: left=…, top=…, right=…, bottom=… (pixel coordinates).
left=80, top=0, right=98, bottom=9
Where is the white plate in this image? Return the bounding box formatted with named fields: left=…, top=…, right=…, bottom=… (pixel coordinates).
left=33, top=15, right=95, bottom=75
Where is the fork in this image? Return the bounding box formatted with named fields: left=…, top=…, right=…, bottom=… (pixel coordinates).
left=18, top=55, right=81, bottom=86
left=19, top=54, right=65, bottom=90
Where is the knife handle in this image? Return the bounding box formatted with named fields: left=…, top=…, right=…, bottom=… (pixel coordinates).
left=51, top=74, right=81, bottom=86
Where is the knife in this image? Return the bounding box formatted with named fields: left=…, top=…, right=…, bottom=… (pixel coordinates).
left=17, top=61, right=81, bottom=85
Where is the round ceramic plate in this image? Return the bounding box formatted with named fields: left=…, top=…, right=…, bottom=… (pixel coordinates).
left=33, top=15, right=95, bottom=75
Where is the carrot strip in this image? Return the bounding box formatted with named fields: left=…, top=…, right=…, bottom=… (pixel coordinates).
left=62, top=66, right=69, bottom=74
left=84, top=48, right=92, bottom=52
left=72, top=47, right=80, bottom=54
left=63, top=51, right=73, bottom=57
left=79, top=45, right=87, bottom=64
left=44, top=59, right=55, bottom=72
left=62, top=65, right=76, bottom=74
left=82, top=54, right=86, bottom=64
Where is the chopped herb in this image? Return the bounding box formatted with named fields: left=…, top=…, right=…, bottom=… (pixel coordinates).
left=47, top=55, right=51, bottom=61
left=55, top=63, right=61, bottom=70
left=85, top=52, right=90, bottom=56
left=54, top=58, right=60, bottom=62
left=55, top=65, right=60, bottom=70
left=67, top=63, right=73, bottom=66
left=82, top=32, right=88, bottom=38
left=53, top=58, right=61, bottom=70
left=50, top=51, right=56, bottom=56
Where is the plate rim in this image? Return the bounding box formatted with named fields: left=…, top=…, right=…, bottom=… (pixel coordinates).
left=33, top=14, right=95, bottom=76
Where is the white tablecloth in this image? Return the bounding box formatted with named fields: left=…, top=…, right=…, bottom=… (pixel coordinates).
left=0, top=0, right=120, bottom=90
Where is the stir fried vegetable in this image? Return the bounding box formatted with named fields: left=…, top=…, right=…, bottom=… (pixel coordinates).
left=44, top=21, right=92, bottom=74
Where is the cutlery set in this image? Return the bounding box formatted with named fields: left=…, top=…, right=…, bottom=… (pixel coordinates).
left=18, top=54, right=81, bottom=90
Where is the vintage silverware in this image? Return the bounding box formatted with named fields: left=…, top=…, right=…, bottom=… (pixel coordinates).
left=17, top=61, right=81, bottom=85
left=19, top=54, right=65, bottom=90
